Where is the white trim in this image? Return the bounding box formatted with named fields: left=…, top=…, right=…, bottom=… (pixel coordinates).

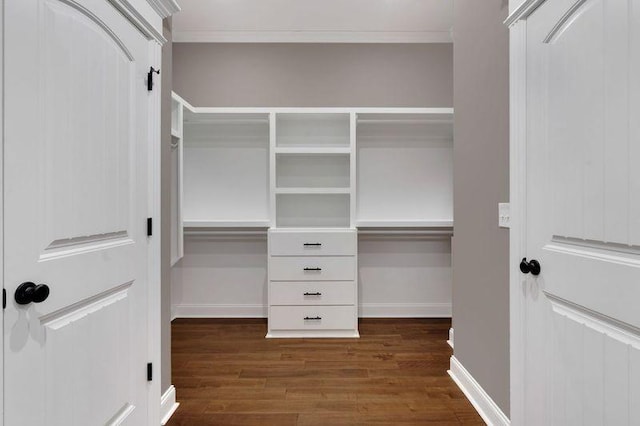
left=447, top=327, right=454, bottom=349
left=504, top=0, right=548, bottom=27
left=160, top=385, right=180, bottom=426
left=448, top=356, right=510, bottom=426
left=172, top=30, right=453, bottom=44
left=146, top=41, right=162, bottom=426
left=147, top=0, right=180, bottom=19
left=107, top=0, right=167, bottom=44
left=173, top=304, right=268, bottom=318
left=359, top=303, right=451, bottom=318
left=508, top=16, right=528, bottom=426
left=0, top=0, right=5, bottom=421
left=172, top=303, right=451, bottom=319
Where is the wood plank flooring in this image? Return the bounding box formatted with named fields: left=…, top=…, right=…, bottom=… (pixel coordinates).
left=167, top=318, right=484, bottom=425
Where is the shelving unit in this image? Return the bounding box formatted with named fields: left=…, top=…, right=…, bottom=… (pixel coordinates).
left=271, top=112, right=356, bottom=230
left=169, top=95, right=454, bottom=333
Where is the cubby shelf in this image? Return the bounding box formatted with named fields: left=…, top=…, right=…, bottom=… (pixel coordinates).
left=274, top=147, right=351, bottom=155
left=275, top=187, right=350, bottom=195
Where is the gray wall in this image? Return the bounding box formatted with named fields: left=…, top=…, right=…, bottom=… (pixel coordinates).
left=160, top=17, right=173, bottom=395
left=172, top=43, right=452, bottom=107
left=452, top=0, right=510, bottom=416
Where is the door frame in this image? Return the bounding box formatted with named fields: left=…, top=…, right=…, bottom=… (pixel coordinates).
left=506, top=1, right=549, bottom=424
left=0, top=0, right=178, bottom=424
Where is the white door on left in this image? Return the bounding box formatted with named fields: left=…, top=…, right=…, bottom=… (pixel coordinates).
left=4, top=0, right=152, bottom=424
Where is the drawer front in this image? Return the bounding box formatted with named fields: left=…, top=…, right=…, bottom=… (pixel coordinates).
left=269, top=306, right=356, bottom=330
left=270, top=256, right=355, bottom=281
left=270, top=231, right=356, bottom=256
left=270, top=282, right=355, bottom=306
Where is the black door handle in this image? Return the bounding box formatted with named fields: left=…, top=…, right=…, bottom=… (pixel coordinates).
left=303, top=267, right=322, bottom=271
left=303, top=243, right=322, bottom=246
left=304, top=316, right=322, bottom=321
left=303, top=292, right=322, bottom=296
left=520, top=258, right=541, bottom=276
left=15, top=282, right=50, bottom=305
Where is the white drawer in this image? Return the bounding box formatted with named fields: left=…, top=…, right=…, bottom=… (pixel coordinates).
left=269, top=231, right=356, bottom=256
left=270, top=256, right=355, bottom=281
left=270, top=282, right=355, bottom=306
left=269, top=306, right=356, bottom=330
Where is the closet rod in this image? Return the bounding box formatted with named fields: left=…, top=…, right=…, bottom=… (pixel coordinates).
left=357, top=229, right=453, bottom=236
left=357, top=119, right=452, bottom=125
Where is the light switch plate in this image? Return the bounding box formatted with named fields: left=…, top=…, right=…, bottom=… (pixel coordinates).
left=499, top=203, right=510, bottom=229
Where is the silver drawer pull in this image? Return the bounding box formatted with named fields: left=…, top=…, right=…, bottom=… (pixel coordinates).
left=303, top=267, right=322, bottom=271
left=304, top=316, right=322, bottom=321
left=303, top=243, right=322, bottom=246
left=303, top=292, right=322, bottom=296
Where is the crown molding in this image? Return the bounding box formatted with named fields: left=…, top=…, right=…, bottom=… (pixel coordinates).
left=108, top=0, right=167, bottom=43
left=147, top=0, right=181, bottom=18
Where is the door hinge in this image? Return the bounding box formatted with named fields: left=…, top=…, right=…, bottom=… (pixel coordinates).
left=147, top=67, right=160, bottom=91
left=147, top=218, right=153, bottom=237
left=147, top=362, right=153, bottom=381
left=2, top=289, right=5, bottom=309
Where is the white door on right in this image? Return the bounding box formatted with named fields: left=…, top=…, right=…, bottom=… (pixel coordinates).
left=524, top=0, right=640, bottom=424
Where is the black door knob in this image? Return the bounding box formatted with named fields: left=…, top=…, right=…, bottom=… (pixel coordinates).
left=520, top=258, right=541, bottom=276
left=15, top=282, right=50, bottom=305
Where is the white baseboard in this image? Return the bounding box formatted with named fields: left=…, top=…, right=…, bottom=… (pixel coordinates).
left=447, top=327, right=454, bottom=348
left=359, top=303, right=452, bottom=318
left=172, top=304, right=267, bottom=318
left=448, top=356, right=510, bottom=426
left=172, top=303, right=452, bottom=319
left=160, top=385, right=179, bottom=426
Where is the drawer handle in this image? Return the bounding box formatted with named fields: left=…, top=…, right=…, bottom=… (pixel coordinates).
left=303, top=267, right=322, bottom=271
left=303, top=292, right=322, bottom=296
left=303, top=243, right=322, bottom=246
left=304, top=316, right=322, bottom=321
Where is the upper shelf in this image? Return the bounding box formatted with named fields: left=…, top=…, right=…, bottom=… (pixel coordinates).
left=183, top=220, right=271, bottom=229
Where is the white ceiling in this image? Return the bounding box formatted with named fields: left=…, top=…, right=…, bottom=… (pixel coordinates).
left=172, top=0, right=453, bottom=43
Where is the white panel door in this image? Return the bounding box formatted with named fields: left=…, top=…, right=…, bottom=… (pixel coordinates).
left=4, top=0, right=152, bottom=424
left=523, top=0, right=640, bottom=424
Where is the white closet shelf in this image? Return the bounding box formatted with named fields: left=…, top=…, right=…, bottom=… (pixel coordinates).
left=274, top=147, right=351, bottom=155
left=355, top=220, right=453, bottom=228
left=270, top=227, right=356, bottom=233
left=275, top=187, right=350, bottom=195
left=183, top=220, right=271, bottom=228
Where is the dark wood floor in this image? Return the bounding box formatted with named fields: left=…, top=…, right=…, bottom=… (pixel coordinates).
left=167, top=318, right=484, bottom=425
